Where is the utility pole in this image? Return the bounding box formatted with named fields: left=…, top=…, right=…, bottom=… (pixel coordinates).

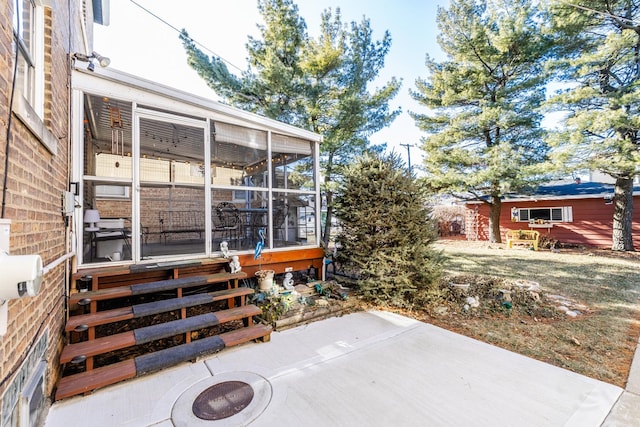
left=400, top=143, right=413, bottom=172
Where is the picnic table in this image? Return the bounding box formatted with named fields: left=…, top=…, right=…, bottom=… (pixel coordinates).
left=505, top=229, right=540, bottom=251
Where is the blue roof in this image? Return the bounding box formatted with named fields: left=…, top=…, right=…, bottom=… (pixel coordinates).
left=504, top=181, right=640, bottom=201
left=531, top=182, right=613, bottom=197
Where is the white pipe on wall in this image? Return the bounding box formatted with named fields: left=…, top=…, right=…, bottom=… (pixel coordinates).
left=42, top=252, right=76, bottom=275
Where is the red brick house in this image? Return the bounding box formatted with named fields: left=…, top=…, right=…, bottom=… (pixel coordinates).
left=0, top=0, right=97, bottom=424
left=1, top=0, right=324, bottom=420
left=464, top=181, right=640, bottom=249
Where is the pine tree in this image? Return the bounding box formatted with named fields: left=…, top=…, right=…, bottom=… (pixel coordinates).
left=334, top=152, right=441, bottom=308
left=180, top=0, right=401, bottom=246
left=545, top=0, right=640, bottom=251
left=411, top=0, right=552, bottom=243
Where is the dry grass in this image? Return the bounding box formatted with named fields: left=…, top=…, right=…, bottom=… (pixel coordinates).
left=414, top=240, right=640, bottom=387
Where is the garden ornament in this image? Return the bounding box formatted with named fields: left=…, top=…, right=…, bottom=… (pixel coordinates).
left=283, top=272, right=294, bottom=290
left=254, top=228, right=265, bottom=260
left=229, top=255, right=241, bottom=274
left=220, top=241, right=230, bottom=258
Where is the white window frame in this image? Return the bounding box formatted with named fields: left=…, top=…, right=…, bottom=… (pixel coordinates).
left=517, top=206, right=573, bottom=223
left=95, top=184, right=130, bottom=199
left=13, top=0, right=45, bottom=118
left=12, top=0, right=57, bottom=154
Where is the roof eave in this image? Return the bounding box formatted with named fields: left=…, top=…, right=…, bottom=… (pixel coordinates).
left=72, top=66, right=323, bottom=143
left=463, top=190, right=640, bottom=204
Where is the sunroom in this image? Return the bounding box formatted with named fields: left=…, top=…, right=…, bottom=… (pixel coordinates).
left=71, top=66, right=323, bottom=271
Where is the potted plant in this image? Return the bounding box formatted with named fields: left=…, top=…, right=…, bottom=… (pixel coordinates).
left=253, top=227, right=275, bottom=291
left=255, top=269, right=275, bottom=291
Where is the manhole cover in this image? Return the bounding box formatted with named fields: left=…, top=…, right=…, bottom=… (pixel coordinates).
left=192, top=381, right=254, bottom=421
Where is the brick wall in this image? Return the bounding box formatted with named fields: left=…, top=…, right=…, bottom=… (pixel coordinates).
left=0, top=0, right=80, bottom=416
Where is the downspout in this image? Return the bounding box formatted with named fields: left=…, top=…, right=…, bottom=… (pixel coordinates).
left=64, top=0, right=78, bottom=301
left=1, top=0, right=21, bottom=219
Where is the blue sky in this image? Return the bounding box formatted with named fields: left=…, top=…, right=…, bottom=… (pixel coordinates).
left=94, top=0, right=447, bottom=165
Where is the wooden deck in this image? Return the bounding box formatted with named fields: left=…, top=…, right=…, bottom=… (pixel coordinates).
left=57, top=248, right=324, bottom=400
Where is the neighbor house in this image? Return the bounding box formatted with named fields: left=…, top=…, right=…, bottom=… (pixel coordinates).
left=464, top=180, right=640, bottom=249
left=1, top=0, right=324, bottom=422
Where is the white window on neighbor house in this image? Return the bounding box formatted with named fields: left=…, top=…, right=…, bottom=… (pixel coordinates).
left=517, top=206, right=573, bottom=222
left=13, top=0, right=46, bottom=118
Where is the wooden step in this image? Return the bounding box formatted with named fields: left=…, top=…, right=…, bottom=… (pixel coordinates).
left=128, top=259, right=206, bottom=273
left=66, top=287, right=254, bottom=332
left=132, top=293, right=214, bottom=318
left=69, top=287, right=132, bottom=305
left=213, top=304, right=261, bottom=324
left=60, top=332, right=136, bottom=363
left=55, top=359, right=137, bottom=400
left=54, top=324, right=272, bottom=401
left=219, top=323, right=272, bottom=347
left=134, top=335, right=226, bottom=375
left=69, top=271, right=247, bottom=305
left=133, top=323, right=271, bottom=376
left=130, top=276, right=209, bottom=295
left=73, top=259, right=212, bottom=281
left=60, top=305, right=261, bottom=363
left=71, top=258, right=244, bottom=293
left=67, top=306, right=132, bottom=333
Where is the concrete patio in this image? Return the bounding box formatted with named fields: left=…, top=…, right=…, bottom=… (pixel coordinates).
left=45, top=310, right=639, bottom=426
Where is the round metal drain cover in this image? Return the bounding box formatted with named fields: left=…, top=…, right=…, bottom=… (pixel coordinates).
left=192, top=381, right=254, bottom=421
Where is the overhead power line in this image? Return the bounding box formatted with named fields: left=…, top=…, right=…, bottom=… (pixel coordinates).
left=128, top=0, right=245, bottom=73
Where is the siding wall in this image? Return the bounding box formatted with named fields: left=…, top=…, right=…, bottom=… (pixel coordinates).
left=0, top=0, right=85, bottom=414
left=465, top=197, right=640, bottom=249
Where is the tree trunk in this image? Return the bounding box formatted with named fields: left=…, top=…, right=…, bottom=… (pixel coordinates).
left=322, top=190, right=333, bottom=248
left=322, top=153, right=334, bottom=249
left=488, top=196, right=502, bottom=243
left=612, top=176, right=634, bottom=251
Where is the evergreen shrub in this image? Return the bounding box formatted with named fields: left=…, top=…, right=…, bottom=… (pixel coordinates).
left=334, top=152, right=443, bottom=307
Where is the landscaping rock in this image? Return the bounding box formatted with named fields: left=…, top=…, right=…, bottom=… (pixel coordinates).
left=434, top=306, right=449, bottom=316
left=513, top=280, right=541, bottom=292
left=450, top=283, right=471, bottom=294
left=316, top=299, right=329, bottom=307
left=465, top=296, right=480, bottom=308
left=440, top=274, right=590, bottom=320
left=547, top=293, right=588, bottom=317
